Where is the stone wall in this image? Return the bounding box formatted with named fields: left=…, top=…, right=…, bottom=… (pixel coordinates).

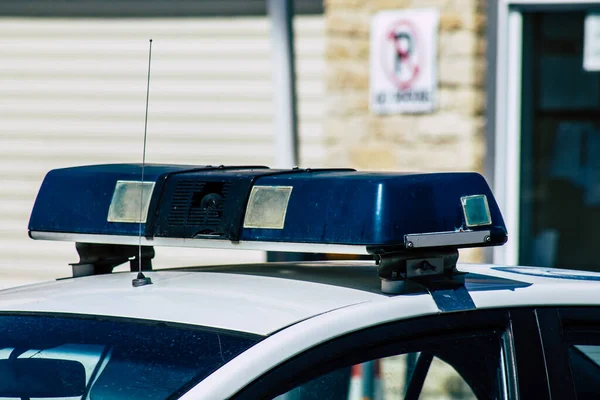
left=323, top=0, right=487, bottom=262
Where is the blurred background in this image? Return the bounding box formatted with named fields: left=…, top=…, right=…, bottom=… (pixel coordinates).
left=1, top=0, right=599, bottom=287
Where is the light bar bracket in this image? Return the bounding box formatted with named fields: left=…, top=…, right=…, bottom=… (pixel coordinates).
left=377, top=249, right=461, bottom=295
left=405, top=230, right=491, bottom=249
left=69, top=243, right=154, bottom=278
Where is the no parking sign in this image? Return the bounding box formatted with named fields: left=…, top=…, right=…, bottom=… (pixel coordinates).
left=370, top=9, right=439, bottom=114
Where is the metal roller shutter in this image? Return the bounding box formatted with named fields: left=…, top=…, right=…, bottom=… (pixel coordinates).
left=0, top=15, right=325, bottom=287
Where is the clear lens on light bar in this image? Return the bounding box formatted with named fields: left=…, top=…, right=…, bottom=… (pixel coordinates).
left=461, top=194, right=492, bottom=227
left=243, top=186, right=293, bottom=229
left=107, top=181, right=155, bottom=223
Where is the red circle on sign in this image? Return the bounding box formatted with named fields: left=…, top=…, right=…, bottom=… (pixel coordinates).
left=380, top=19, right=424, bottom=90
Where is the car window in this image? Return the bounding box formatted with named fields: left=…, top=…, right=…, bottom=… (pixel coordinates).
left=0, top=313, right=259, bottom=399
left=573, top=345, right=600, bottom=365
left=275, top=353, right=477, bottom=400
left=558, top=308, right=600, bottom=399
left=420, top=356, right=476, bottom=399
left=272, top=334, right=504, bottom=400
left=567, top=344, right=600, bottom=399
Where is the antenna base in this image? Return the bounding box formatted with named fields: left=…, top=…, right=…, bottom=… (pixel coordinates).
left=132, top=272, right=153, bottom=287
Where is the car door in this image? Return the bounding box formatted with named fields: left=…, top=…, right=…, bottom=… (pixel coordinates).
left=232, top=308, right=552, bottom=400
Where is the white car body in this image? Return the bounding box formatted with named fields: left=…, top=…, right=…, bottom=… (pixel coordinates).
left=1, top=261, right=600, bottom=399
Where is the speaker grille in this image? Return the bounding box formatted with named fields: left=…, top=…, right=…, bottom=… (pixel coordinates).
left=168, top=181, right=230, bottom=234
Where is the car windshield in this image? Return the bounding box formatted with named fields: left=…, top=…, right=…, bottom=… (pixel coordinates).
left=0, top=313, right=259, bottom=399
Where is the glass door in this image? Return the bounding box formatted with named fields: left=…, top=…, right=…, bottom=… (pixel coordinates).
left=519, top=10, right=600, bottom=270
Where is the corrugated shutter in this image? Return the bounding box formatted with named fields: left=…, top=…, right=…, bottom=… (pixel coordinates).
left=0, top=0, right=324, bottom=17
left=0, top=16, right=325, bottom=287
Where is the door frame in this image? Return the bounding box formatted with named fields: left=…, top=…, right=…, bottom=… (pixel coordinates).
left=488, top=0, right=600, bottom=265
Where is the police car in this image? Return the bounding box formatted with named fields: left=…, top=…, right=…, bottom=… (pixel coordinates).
left=4, top=164, right=600, bottom=399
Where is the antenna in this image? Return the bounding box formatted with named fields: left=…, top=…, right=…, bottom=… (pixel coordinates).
left=132, top=39, right=154, bottom=288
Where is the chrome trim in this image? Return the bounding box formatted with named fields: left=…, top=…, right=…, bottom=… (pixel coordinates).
left=405, top=230, right=491, bottom=248
left=29, top=231, right=370, bottom=255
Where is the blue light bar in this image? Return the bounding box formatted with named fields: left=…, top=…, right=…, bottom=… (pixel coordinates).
left=28, top=164, right=507, bottom=254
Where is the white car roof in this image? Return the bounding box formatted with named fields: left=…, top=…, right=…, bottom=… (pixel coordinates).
left=0, top=265, right=385, bottom=336
left=1, top=261, right=600, bottom=336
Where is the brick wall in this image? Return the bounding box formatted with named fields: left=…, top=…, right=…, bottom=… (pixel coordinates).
left=323, top=0, right=487, bottom=261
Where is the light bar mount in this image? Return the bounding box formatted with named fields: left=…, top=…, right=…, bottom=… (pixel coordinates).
left=376, top=249, right=463, bottom=295
left=70, top=243, right=155, bottom=278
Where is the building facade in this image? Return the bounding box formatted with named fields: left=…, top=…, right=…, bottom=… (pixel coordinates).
left=323, top=0, right=487, bottom=262
left=323, top=0, right=600, bottom=269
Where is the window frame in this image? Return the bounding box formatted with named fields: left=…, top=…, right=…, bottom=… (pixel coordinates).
left=232, top=309, right=543, bottom=400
